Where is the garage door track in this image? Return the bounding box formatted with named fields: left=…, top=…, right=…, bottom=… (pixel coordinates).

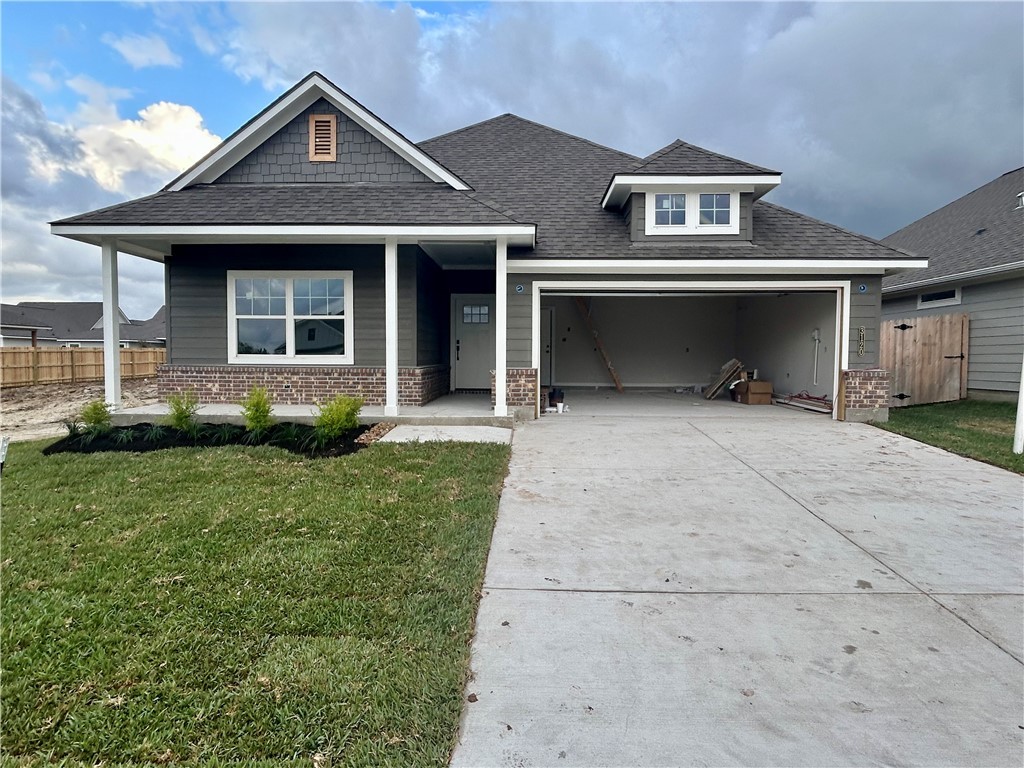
left=451, top=404, right=1024, bottom=767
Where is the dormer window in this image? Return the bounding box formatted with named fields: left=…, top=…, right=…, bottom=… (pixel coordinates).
left=644, top=190, right=740, bottom=235
left=308, top=114, right=337, bottom=162
left=654, top=194, right=686, bottom=225
left=699, top=193, right=731, bottom=225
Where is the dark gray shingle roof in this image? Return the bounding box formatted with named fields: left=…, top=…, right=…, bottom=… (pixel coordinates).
left=52, top=183, right=526, bottom=227
left=635, top=139, right=779, bottom=176
left=882, top=168, right=1024, bottom=291
left=0, top=302, right=165, bottom=343
left=420, top=115, right=906, bottom=261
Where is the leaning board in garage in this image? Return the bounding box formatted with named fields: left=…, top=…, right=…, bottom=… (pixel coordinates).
left=880, top=313, right=969, bottom=407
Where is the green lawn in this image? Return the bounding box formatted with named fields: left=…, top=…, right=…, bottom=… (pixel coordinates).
left=0, top=439, right=510, bottom=766
left=873, top=398, right=1024, bottom=474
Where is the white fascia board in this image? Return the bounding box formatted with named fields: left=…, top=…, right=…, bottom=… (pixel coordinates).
left=169, top=75, right=469, bottom=191
left=508, top=258, right=928, bottom=275
left=881, top=261, right=1024, bottom=294
left=53, top=223, right=535, bottom=244
left=602, top=174, right=782, bottom=208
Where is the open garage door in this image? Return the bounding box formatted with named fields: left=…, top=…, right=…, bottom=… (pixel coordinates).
left=535, top=284, right=844, bottom=414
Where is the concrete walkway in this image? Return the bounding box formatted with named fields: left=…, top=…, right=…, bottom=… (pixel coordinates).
left=452, top=406, right=1024, bottom=767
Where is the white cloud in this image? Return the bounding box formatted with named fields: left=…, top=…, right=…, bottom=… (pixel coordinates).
left=1, top=78, right=219, bottom=317
left=102, top=32, right=182, bottom=69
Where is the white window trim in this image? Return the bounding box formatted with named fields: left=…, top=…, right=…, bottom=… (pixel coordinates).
left=917, top=286, right=961, bottom=309
left=644, top=190, right=741, bottom=236
left=227, top=270, right=354, bottom=365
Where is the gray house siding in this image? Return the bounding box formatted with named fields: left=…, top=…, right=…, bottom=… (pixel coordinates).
left=627, top=192, right=754, bottom=243
left=505, top=273, right=882, bottom=371
left=416, top=253, right=448, bottom=366
left=166, top=244, right=427, bottom=367
left=216, top=98, right=431, bottom=184
left=882, top=277, right=1023, bottom=394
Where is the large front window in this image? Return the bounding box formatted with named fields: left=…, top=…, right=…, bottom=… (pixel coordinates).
left=228, top=271, right=353, bottom=364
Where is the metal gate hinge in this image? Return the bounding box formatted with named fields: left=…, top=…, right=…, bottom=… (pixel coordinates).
left=894, top=392, right=911, bottom=400
left=895, top=323, right=914, bottom=331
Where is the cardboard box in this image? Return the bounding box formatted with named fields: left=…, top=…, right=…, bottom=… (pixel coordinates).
left=734, top=380, right=773, bottom=405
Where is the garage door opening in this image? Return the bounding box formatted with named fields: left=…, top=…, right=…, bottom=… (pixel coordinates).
left=537, top=287, right=842, bottom=414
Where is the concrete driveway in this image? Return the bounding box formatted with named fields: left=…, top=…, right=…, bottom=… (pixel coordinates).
left=451, top=400, right=1024, bottom=767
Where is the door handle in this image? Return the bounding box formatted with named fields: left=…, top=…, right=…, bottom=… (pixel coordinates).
left=456, top=339, right=460, bottom=361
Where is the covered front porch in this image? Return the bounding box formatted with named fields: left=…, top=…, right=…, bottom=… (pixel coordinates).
left=49, top=223, right=536, bottom=420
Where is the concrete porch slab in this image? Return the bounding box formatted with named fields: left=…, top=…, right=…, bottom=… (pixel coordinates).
left=377, top=425, right=512, bottom=444
left=110, top=393, right=515, bottom=428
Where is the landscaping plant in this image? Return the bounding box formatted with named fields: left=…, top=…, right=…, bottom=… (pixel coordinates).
left=240, top=385, right=274, bottom=437
left=314, top=394, right=364, bottom=439
left=165, top=389, right=200, bottom=436
left=79, top=398, right=113, bottom=433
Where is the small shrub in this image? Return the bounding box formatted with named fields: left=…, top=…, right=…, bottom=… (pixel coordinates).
left=143, top=423, right=167, bottom=443
left=80, top=399, right=113, bottom=433
left=62, top=419, right=82, bottom=439
left=211, top=423, right=241, bottom=445
left=165, top=390, right=200, bottom=433
left=240, top=386, right=274, bottom=434
left=273, top=422, right=304, bottom=447
left=314, top=395, right=364, bottom=440
left=112, top=428, right=134, bottom=446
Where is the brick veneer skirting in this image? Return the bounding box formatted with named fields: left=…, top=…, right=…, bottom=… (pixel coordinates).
left=490, top=368, right=538, bottom=409
left=841, top=368, right=890, bottom=423
left=157, top=364, right=449, bottom=406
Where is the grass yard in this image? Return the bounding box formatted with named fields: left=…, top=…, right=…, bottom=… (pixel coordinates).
left=0, top=438, right=510, bottom=766
left=874, top=398, right=1024, bottom=474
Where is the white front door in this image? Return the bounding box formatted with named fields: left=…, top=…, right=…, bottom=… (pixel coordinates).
left=452, top=294, right=495, bottom=390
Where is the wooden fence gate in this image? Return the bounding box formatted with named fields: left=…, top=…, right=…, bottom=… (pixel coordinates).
left=880, top=313, right=968, bottom=407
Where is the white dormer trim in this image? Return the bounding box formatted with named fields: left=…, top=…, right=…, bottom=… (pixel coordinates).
left=90, top=308, right=132, bottom=330
left=603, top=174, right=782, bottom=209
left=167, top=73, right=470, bottom=192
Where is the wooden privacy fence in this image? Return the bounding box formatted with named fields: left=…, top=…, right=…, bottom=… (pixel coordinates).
left=0, top=348, right=166, bottom=388
left=880, top=313, right=968, bottom=407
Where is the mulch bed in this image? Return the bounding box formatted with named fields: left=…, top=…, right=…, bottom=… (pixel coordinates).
left=42, top=422, right=395, bottom=459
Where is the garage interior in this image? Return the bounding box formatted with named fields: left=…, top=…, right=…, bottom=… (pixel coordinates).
left=540, top=291, right=839, bottom=407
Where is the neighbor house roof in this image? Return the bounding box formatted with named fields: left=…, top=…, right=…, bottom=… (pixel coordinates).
left=420, top=114, right=909, bottom=262
left=0, top=302, right=165, bottom=343
left=634, top=139, right=779, bottom=176
left=882, top=167, right=1024, bottom=292
left=51, top=183, right=527, bottom=227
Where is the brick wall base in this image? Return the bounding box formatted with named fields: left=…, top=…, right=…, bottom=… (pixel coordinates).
left=157, top=364, right=449, bottom=406
left=490, top=368, right=538, bottom=410
left=841, top=368, right=890, bottom=423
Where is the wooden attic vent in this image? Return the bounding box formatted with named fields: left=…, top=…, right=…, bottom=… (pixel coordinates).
left=308, top=114, right=337, bottom=162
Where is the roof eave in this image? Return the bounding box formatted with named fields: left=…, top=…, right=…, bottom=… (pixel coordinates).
left=602, top=174, right=783, bottom=209
left=882, top=261, right=1024, bottom=294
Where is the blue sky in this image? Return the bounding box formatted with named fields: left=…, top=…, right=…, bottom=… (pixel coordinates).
left=2, top=1, right=1022, bottom=317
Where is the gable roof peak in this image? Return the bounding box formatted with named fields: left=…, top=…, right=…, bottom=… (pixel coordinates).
left=636, top=138, right=780, bottom=176
left=165, top=71, right=470, bottom=192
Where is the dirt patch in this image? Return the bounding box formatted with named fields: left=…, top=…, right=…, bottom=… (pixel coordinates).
left=955, top=418, right=1015, bottom=437
left=0, top=379, right=159, bottom=443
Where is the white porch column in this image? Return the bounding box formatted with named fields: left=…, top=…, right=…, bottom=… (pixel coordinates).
left=384, top=237, right=399, bottom=417
left=101, top=239, right=121, bottom=407
left=494, top=236, right=508, bottom=417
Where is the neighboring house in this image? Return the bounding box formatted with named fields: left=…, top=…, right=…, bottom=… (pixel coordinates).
left=50, top=72, right=924, bottom=421
left=0, top=302, right=166, bottom=349
left=881, top=168, right=1024, bottom=399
